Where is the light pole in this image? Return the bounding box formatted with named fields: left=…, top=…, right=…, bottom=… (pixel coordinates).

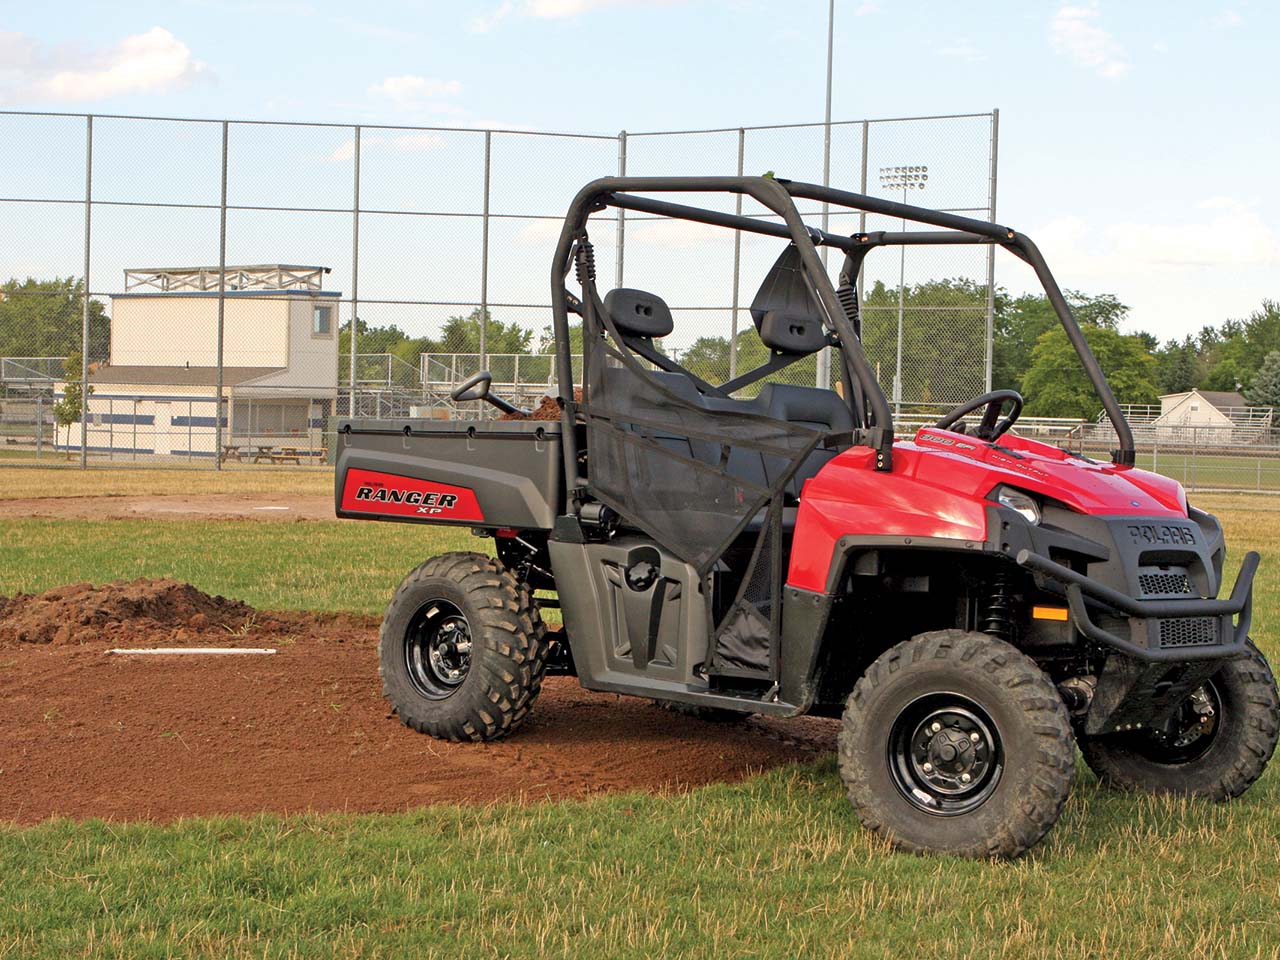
left=878, top=164, right=929, bottom=411
left=817, top=0, right=835, bottom=391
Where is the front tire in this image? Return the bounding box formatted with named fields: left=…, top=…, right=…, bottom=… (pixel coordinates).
left=838, top=630, right=1076, bottom=859
left=1079, top=641, right=1279, bottom=799
left=380, top=552, right=550, bottom=742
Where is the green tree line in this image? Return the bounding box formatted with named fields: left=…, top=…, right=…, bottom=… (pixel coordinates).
left=6, top=276, right=1280, bottom=418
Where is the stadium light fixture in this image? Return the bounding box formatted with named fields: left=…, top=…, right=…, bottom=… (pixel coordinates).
left=878, top=164, right=930, bottom=408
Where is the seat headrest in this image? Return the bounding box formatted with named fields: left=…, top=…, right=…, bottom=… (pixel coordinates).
left=750, top=244, right=828, bottom=355
left=758, top=311, right=828, bottom=355
left=604, top=288, right=674, bottom=339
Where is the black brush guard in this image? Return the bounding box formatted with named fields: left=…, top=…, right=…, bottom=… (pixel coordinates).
left=1016, top=549, right=1259, bottom=663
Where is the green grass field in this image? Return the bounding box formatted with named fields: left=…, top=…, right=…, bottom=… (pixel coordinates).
left=2, top=475, right=1280, bottom=958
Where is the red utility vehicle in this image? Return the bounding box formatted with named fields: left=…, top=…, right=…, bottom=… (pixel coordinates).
left=336, top=177, right=1277, bottom=858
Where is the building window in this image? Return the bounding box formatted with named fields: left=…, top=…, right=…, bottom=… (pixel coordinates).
left=312, top=304, right=332, bottom=337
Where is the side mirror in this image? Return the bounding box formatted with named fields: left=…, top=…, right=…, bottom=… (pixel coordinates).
left=451, top=370, right=493, bottom=403
left=449, top=370, right=530, bottom=417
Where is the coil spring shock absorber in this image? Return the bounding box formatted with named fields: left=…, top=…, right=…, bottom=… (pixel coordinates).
left=575, top=237, right=596, bottom=284
left=979, top=570, right=1017, bottom=642
left=836, top=282, right=861, bottom=339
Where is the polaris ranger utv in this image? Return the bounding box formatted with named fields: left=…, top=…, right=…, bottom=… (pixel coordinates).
left=336, top=176, right=1278, bottom=858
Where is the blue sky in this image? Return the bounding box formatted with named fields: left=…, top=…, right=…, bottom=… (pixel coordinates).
left=1, top=0, right=1276, bottom=344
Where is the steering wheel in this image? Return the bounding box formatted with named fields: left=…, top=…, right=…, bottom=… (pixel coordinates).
left=934, top=390, right=1023, bottom=442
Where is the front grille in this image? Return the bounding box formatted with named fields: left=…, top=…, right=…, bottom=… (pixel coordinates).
left=1138, top=567, right=1194, bottom=597
left=1158, top=617, right=1218, bottom=648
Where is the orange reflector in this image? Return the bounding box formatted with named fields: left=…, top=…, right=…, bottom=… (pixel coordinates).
left=1032, top=606, right=1070, bottom=622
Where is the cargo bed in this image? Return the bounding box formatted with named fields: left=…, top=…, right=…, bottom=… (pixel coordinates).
left=335, top=419, right=564, bottom=530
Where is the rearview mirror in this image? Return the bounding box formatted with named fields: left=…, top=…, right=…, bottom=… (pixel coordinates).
left=451, top=370, right=493, bottom=403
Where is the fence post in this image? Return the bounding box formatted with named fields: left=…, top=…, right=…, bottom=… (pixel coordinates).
left=984, top=108, right=999, bottom=393
left=350, top=124, right=361, bottom=419
left=616, top=130, right=627, bottom=287
left=730, top=127, right=744, bottom=381
left=858, top=119, right=869, bottom=333
left=818, top=11, right=834, bottom=392
left=480, top=130, right=492, bottom=417
left=80, top=114, right=92, bottom=469
left=215, top=120, right=229, bottom=470
left=36, top=395, right=43, bottom=459
left=1188, top=427, right=1195, bottom=492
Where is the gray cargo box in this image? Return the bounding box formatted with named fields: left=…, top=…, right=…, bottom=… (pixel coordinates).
left=335, top=419, right=563, bottom=531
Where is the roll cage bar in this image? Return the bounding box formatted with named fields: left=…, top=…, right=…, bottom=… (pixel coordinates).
left=550, top=176, right=1136, bottom=504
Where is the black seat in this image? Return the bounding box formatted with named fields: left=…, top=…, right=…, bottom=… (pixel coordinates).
left=755, top=383, right=851, bottom=499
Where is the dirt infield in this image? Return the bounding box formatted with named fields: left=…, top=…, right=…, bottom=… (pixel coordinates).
left=0, top=582, right=837, bottom=824
left=0, top=493, right=336, bottom=522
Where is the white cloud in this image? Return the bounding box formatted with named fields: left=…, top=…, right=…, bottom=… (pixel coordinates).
left=1036, top=198, right=1280, bottom=276
left=329, top=132, right=445, bottom=163
left=517, top=218, right=567, bottom=246
left=854, top=2, right=880, bottom=15
left=469, top=0, right=684, bottom=32
left=939, top=40, right=985, bottom=63
left=0, top=27, right=206, bottom=104
left=1050, top=3, right=1129, bottom=78
left=1212, top=10, right=1243, bottom=28
left=630, top=218, right=724, bottom=250
left=369, top=75, right=464, bottom=111
left=1024, top=200, right=1280, bottom=338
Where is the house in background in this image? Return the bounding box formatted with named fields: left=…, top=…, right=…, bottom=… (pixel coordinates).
left=1152, top=388, right=1273, bottom=441
left=59, top=265, right=340, bottom=459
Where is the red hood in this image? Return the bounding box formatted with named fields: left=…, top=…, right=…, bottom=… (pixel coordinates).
left=785, top=428, right=1186, bottom=592
left=903, top=428, right=1187, bottom=517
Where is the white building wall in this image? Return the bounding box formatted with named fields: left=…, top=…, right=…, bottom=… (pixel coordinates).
left=110, top=296, right=291, bottom=368
left=246, top=298, right=339, bottom=392
left=59, top=382, right=222, bottom=458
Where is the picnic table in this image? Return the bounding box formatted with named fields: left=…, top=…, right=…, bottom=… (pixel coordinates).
left=223, top=441, right=323, bottom=464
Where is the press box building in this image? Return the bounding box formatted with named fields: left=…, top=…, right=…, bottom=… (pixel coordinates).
left=60, top=265, right=340, bottom=459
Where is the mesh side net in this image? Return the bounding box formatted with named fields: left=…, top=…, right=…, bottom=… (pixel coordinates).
left=583, top=345, right=821, bottom=575
left=581, top=283, right=825, bottom=676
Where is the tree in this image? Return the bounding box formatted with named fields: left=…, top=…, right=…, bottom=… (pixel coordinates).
left=680, top=330, right=776, bottom=387
left=1155, top=335, right=1201, bottom=394
left=0, top=277, right=109, bottom=360
left=424, top=307, right=534, bottom=355
left=860, top=277, right=993, bottom=403
left=1247, top=350, right=1280, bottom=407
left=1021, top=326, right=1157, bottom=419
left=52, top=352, right=91, bottom=455
left=993, top=289, right=1128, bottom=393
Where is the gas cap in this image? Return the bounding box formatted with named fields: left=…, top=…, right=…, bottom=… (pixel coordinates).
left=625, top=560, right=659, bottom=591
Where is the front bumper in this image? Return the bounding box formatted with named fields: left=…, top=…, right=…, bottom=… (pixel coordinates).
left=1016, top=548, right=1258, bottom=663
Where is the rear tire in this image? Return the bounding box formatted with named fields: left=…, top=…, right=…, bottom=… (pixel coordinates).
left=380, top=552, right=550, bottom=742
left=838, top=630, right=1075, bottom=859
left=1079, top=641, right=1279, bottom=799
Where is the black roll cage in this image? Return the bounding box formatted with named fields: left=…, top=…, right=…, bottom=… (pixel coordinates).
left=550, top=176, right=1136, bottom=510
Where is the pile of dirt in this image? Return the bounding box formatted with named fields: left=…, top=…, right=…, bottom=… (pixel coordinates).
left=499, top=388, right=583, bottom=421
left=0, top=578, right=263, bottom=646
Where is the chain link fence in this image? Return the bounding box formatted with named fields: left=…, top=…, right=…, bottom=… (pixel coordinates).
left=0, top=108, right=997, bottom=470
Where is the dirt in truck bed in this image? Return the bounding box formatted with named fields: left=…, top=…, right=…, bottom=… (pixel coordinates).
left=0, top=581, right=836, bottom=824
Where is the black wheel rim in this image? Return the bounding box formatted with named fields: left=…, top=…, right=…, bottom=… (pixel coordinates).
left=1126, top=681, right=1222, bottom=764
left=888, top=692, right=1004, bottom=817
left=404, top=599, right=472, bottom=700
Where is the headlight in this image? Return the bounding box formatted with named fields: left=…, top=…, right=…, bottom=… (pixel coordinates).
left=994, top=485, right=1041, bottom=525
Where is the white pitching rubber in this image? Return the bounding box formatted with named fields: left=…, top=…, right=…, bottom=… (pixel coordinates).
left=107, top=647, right=277, bottom=655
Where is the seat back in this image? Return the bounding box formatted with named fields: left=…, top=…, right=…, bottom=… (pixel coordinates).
left=756, top=383, right=852, bottom=498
